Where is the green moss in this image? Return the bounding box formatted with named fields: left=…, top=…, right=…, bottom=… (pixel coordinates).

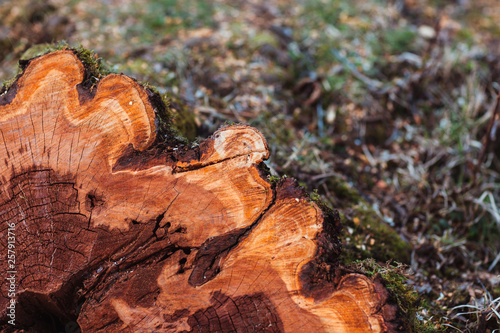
left=350, top=259, right=439, bottom=332
left=163, top=93, right=197, bottom=142
left=321, top=176, right=411, bottom=264
left=340, top=203, right=411, bottom=264
left=71, top=45, right=113, bottom=87
left=326, top=177, right=362, bottom=207
left=221, top=120, right=243, bottom=128
left=20, top=42, right=65, bottom=61
left=267, top=175, right=282, bottom=184
left=309, top=188, right=321, bottom=202
left=1, top=74, right=19, bottom=92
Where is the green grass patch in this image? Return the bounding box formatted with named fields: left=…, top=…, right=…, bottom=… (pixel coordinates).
left=129, top=0, right=215, bottom=42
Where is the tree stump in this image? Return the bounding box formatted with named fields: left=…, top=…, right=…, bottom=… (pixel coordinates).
left=0, top=50, right=402, bottom=332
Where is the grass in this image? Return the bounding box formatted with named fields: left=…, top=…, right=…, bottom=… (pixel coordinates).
left=448, top=285, right=500, bottom=332
left=127, top=0, right=215, bottom=44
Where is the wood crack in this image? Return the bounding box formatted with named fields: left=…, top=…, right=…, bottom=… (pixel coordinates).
left=0, top=50, right=404, bottom=333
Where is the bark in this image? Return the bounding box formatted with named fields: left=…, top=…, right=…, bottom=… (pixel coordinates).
left=0, top=50, right=402, bottom=332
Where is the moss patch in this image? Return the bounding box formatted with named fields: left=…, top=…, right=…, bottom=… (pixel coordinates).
left=19, top=42, right=67, bottom=61
left=340, top=203, right=411, bottom=264
left=164, top=93, right=197, bottom=142
left=267, top=174, right=282, bottom=184
left=326, top=177, right=363, bottom=207
left=322, top=176, right=411, bottom=265
left=71, top=45, right=114, bottom=89
left=350, top=259, right=440, bottom=332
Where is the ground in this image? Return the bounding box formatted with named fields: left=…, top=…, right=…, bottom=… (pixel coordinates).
left=1, top=0, right=500, bottom=331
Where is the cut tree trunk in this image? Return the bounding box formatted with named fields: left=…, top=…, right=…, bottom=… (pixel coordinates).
left=0, top=50, right=402, bottom=332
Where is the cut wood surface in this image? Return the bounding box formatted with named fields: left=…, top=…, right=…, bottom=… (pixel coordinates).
left=0, top=50, right=402, bottom=332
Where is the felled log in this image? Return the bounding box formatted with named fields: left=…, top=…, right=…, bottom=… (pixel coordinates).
left=0, top=50, right=402, bottom=332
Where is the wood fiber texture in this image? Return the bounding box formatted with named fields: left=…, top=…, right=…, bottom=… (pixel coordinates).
left=0, top=50, right=401, bottom=332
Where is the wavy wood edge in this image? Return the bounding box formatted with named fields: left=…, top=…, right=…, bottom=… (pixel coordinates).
left=0, top=50, right=404, bottom=332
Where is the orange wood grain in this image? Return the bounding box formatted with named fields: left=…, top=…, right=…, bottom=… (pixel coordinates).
left=0, top=50, right=401, bottom=332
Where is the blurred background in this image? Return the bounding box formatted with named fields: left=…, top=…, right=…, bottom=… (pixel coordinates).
left=1, top=0, right=500, bottom=331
